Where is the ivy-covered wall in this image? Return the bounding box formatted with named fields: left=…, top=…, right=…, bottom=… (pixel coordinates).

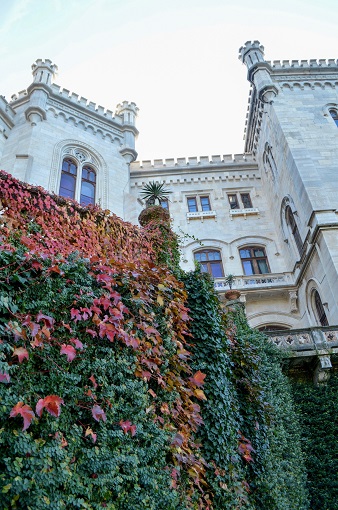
left=0, top=170, right=331, bottom=509
left=181, top=271, right=309, bottom=510
left=292, top=373, right=338, bottom=510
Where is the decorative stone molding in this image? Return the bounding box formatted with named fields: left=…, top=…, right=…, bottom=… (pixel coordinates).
left=289, top=290, right=298, bottom=313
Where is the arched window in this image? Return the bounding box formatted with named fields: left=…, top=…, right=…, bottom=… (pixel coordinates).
left=59, top=157, right=96, bottom=206
left=285, top=206, right=303, bottom=256
left=80, top=166, right=96, bottom=206
left=59, top=158, right=77, bottom=199
left=329, top=109, right=338, bottom=127
left=312, top=290, right=329, bottom=326
left=194, top=249, right=224, bottom=278
left=258, top=325, right=290, bottom=332
left=239, top=246, right=270, bottom=275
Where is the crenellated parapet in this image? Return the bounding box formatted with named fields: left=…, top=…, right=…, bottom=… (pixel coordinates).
left=8, top=60, right=138, bottom=146
left=131, top=153, right=256, bottom=171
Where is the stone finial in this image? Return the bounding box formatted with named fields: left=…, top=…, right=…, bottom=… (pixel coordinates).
left=31, top=59, right=58, bottom=86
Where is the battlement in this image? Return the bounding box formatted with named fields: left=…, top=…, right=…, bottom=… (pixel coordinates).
left=239, top=40, right=265, bottom=62
left=50, top=84, right=125, bottom=123
left=131, top=153, right=256, bottom=171
left=267, top=59, right=338, bottom=70
left=31, top=59, right=58, bottom=74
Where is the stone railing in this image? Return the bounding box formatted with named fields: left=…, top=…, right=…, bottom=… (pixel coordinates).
left=267, top=326, right=338, bottom=383
left=267, top=326, right=338, bottom=352
left=214, top=272, right=294, bottom=291
left=187, top=210, right=216, bottom=221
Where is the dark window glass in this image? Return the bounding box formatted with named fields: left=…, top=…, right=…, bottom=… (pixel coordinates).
left=200, top=196, right=211, bottom=211
left=80, top=166, right=96, bottom=206
left=258, top=325, right=290, bottom=332
left=187, top=197, right=198, bottom=212
left=313, top=290, right=329, bottom=326
left=241, top=193, right=253, bottom=209
left=329, top=109, right=338, bottom=127
left=286, top=206, right=303, bottom=256
left=59, top=158, right=77, bottom=199
left=240, top=246, right=270, bottom=275
left=228, top=194, right=239, bottom=209
left=194, top=249, right=224, bottom=278
left=160, top=199, right=169, bottom=210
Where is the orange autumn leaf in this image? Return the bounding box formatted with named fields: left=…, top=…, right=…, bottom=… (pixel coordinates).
left=36, top=395, right=64, bottom=418
left=12, top=347, right=29, bottom=363
left=10, top=402, right=35, bottom=431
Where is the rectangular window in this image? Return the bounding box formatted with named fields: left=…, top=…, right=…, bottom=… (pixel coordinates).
left=187, top=197, right=198, bottom=212
left=200, top=196, right=211, bottom=211
left=240, top=193, right=252, bottom=209
left=160, top=199, right=169, bottom=210
left=240, top=246, right=270, bottom=275
left=228, top=194, right=239, bottom=209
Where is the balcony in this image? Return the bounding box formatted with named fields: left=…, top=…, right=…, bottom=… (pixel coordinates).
left=267, top=326, right=338, bottom=352
left=229, top=207, right=259, bottom=219
left=187, top=210, right=216, bottom=222
left=214, top=272, right=294, bottom=291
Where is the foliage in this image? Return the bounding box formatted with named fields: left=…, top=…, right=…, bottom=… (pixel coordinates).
left=0, top=171, right=209, bottom=508
left=292, top=372, right=338, bottom=510
left=228, top=304, right=309, bottom=510
left=0, top=170, right=313, bottom=509
left=181, top=271, right=252, bottom=509
left=140, top=181, right=172, bottom=206
left=181, top=270, right=309, bottom=509
left=224, top=274, right=236, bottom=290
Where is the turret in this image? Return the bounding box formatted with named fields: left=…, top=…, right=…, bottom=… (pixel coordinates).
left=31, top=59, right=58, bottom=86
left=115, top=101, right=139, bottom=163
left=239, top=41, right=278, bottom=103
left=25, top=59, right=58, bottom=126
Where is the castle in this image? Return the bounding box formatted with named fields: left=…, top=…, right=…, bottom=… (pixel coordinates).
left=1, top=41, right=338, bottom=380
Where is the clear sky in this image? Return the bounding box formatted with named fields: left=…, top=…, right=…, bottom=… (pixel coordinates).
left=1, top=0, right=337, bottom=161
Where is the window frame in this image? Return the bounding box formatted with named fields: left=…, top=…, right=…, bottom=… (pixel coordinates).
left=312, top=289, right=329, bottom=327
left=285, top=205, right=303, bottom=256
left=239, top=246, right=270, bottom=275
left=59, top=156, right=97, bottom=206
left=187, top=195, right=212, bottom=212
left=160, top=198, right=169, bottom=211
left=194, top=249, right=224, bottom=278
left=329, top=109, right=338, bottom=127
left=227, top=192, right=253, bottom=210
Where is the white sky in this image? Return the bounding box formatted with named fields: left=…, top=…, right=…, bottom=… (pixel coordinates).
left=1, top=0, right=337, bottom=161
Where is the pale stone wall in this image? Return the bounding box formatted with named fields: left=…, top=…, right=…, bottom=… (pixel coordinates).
left=0, top=60, right=138, bottom=219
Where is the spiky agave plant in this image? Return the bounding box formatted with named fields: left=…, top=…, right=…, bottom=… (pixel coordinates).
left=140, top=181, right=172, bottom=206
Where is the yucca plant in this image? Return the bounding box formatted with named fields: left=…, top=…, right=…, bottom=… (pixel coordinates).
left=140, top=181, right=172, bottom=206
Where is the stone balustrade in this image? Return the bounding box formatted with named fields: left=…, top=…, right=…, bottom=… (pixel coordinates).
left=214, top=272, right=293, bottom=291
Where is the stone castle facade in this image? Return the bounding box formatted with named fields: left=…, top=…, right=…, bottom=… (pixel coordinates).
left=1, top=41, right=338, bottom=363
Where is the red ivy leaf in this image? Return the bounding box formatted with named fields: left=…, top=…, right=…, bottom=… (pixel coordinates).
left=0, top=372, right=10, bottom=383
left=60, top=344, right=76, bottom=362
left=89, top=375, right=98, bottom=389
left=10, top=402, right=35, bottom=431
left=36, top=312, right=55, bottom=328
left=92, top=405, right=106, bottom=422
left=70, top=308, right=82, bottom=322
left=119, top=419, right=136, bottom=436
left=189, top=371, right=206, bottom=388
left=69, top=338, right=84, bottom=350
left=86, top=328, right=97, bottom=338
left=36, top=395, right=64, bottom=418
left=12, top=347, right=29, bottom=363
